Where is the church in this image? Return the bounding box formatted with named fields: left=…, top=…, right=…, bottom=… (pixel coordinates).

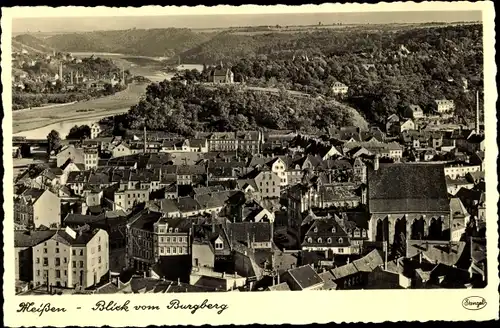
left=367, top=158, right=451, bottom=248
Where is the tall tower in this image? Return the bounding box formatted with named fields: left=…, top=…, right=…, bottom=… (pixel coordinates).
left=475, top=90, right=480, bottom=134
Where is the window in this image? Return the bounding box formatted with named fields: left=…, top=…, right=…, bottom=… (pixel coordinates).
left=64, top=270, right=67, bottom=276
left=56, top=242, right=59, bottom=246
left=338, top=238, right=343, bottom=243
left=98, top=256, right=101, bottom=264
left=178, top=247, right=182, bottom=254
left=79, top=261, right=84, bottom=268
left=215, top=241, right=223, bottom=250
left=43, top=258, right=48, bottom=266
left=172, top=247, right=177, bottom=254
left=160, top=237, right=164, bottom=243
left=166, top=247, right=171, bottom=254
left=166, top=237, right=170, bottom=243
left=36, top=270, right=40, bottom=276
left=79, top=250, right=83, bottom=256
left=55, top=258, right=60, bottom=266
left=331, top=227, right=336, bottom=233
left=56, top=270, right=61, bottom=278
left=327, top=238, right=332, bottom=244
left=36, top=258, right=40, bottom=264
left=44, top=248, right=47, bottom=254
left=317, top=237, right=322, bottom=243
left=98, top=245, right=101, bottom=252
left=338, top=248, right=344, bottom=254
left=72, top=261, right=76, bottom=268
left=172, top=237, right=176, bottom=243
left=174, top=228, right=179, bottom=233
left=92, top=247, right=95, bottom=254
left=313, top=227, right=318, bottom=233
left=307, top=237, right=312, bottom=243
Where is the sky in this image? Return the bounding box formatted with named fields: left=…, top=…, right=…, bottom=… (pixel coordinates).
left=13, top=11, right=482, bottom=33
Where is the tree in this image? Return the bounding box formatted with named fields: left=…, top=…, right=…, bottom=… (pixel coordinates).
left=66, top=125, right=91, bottom=140
left=46, top=130, right=61, bottom=154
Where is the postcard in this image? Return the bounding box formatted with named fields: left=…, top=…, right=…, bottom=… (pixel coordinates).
left=2, top=2, right=498, bottom=326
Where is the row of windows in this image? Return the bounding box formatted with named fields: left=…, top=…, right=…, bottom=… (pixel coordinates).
left=159, top=246, right=188, bottom=254
left=307, top=237, right=345, bottom=244
left=37, top=257, right=67, bottom=266
left=259, top=181, right=276, bottom=187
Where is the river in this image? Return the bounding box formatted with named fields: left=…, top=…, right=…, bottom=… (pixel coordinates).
left=12, top=53, right=201, bottom=139
left=14, top=118, right=100, bottom=140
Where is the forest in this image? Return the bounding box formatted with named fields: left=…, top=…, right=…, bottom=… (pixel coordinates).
left=176, top=24, right=484, bottom=125
left=117, top=81, right=353, bottom=136
left=13, top=83, right=126, bottom=110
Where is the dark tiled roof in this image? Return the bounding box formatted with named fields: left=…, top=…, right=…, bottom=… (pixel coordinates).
left=302, top=217, right=350, bottom=247
left=176, top=196, right=202, bottom=212
left=64, top=213, right=105, bottom=225
left=285, top=265, right=323, bottom=289
left=18, top=188, right=46, bottom=204
left=14, top=230, right=55, bottom=247
left=129, top=210, right=163, bottom=231
left=368, top=164, right=449, bottom=213
left=54, top=228, right=101, bottom=246
left=228, top=222, right=272, bottom=245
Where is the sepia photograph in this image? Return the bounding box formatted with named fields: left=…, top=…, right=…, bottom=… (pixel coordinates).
left=2, top=2, right=498, bottom=326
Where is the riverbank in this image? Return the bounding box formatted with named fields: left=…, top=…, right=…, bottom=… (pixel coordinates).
left=12, top=83, right=146, bottom=134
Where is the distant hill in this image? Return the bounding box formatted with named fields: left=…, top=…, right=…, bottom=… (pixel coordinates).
left=39, top=28, right=215, bottom=58
left=13, top=34, right=55, bottom=53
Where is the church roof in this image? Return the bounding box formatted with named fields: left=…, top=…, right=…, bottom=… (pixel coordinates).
left=368, top=164, right=449, bottom=213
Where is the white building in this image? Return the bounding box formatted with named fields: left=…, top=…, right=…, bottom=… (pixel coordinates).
left=435, top=99, right=455, bottom=113
left=32, top=227, right=109, bottom=289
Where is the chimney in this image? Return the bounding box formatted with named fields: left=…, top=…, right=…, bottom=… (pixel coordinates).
left=143, top=126, right=147, bottom=153
left=475, top=90, right=480, bottom=134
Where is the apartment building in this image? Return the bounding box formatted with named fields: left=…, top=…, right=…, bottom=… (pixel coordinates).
left=14, top=188, right=60, bottom=229
left=32, top=227, right=109, bottom=289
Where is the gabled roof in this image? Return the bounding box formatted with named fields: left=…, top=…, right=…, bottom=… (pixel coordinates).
left=227, top=222, right=272, bottom=246
left=17, top=188, right=46, bottom=204
left=14, top=230, right=55, bottom=247
left=283, top=265, right=323, bottom=290
left=303, top=217, right=350, bottom=247
left=368, top=164, right=449, bottom=213
left=406, top=240, right=465, bottom=267
left=267, top=282, right=291, bottom=291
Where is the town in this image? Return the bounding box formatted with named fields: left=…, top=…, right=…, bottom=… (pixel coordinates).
left=11, top=19, right=487, bottom=295
left=13, top=92, right=486, bottom=293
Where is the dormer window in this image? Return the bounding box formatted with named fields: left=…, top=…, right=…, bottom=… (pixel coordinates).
left=327, top=238, right=332, bottom=244
left=317, top=237, right=322, bottom=243
left=362, top=230, right=367, bottom=238
left=331, top=227, right=336, bottom=233
left=313, top=227, right=318, bottom=233
left=338, top=238, right=343, bottom=243
left=169, top=228, right=173, bottom=233
left=307, top=237, right=312, bottom=243
left=174, top=228, right=179, bottom=233
left=215, top=240, right=223, bottom=250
